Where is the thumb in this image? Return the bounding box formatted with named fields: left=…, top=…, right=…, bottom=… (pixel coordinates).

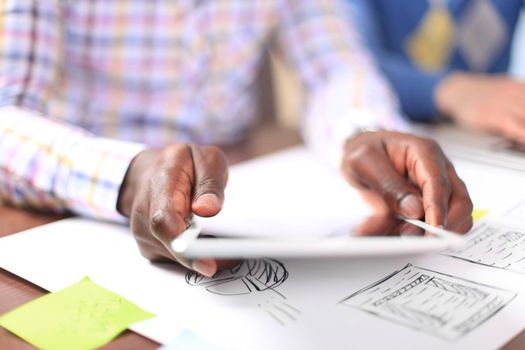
left=190, top=145, right=228, bottom=217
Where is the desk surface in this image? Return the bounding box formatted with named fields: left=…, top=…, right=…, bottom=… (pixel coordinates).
left=0, top=125, right=524, bottom=350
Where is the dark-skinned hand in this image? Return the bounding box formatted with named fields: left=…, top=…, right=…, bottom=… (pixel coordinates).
left=341, top=130, right=473, bottom=233
left=117, top=144, right=233, bottom=277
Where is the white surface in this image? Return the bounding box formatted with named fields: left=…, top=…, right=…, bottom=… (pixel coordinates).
left=1, top=146, right=525, bottom=349
left=182, top=148, right=463, bottom=259
left=1, top=219, right=525, bottom=350
left=177, top=234, right=462, bottom=259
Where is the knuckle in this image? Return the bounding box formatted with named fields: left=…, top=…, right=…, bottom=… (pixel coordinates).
left=431, top=174, right=451, bottom=192
left=419, top=138, right=442, bottom=154
left=345, top=143, right=377, bottom=167
left=202, top=145, right=228, bottom=165
left=162, top=143, right=191, bottom=162
left=149, top=210, right=168, bottom=234
left=197, top=175, right=222, bottom=192
left=380, top=179, right=406, bottom=197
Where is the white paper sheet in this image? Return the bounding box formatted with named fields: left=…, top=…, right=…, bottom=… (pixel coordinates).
left=1, top=146, right=525, bottom=350
left=413, top=124, right=525, bottom=174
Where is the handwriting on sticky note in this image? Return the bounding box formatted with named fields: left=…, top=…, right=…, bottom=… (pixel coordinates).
left=0, top=276, right=154, bottom=350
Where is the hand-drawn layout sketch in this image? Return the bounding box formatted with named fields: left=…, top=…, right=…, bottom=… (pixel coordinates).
left=186, top=259, right=301, bottom=326
left=339, top=264, right=516, bottom=340
left=443, top=223, right=525, bottom=273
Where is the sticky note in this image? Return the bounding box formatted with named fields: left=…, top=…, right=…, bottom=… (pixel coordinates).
left=0, top=277, right=154, bottom=350
left=472, top=208, right=490, bottom=222
left=161, top=329, right=233, bottom=350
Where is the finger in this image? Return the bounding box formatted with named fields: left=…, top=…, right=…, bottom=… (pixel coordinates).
left=510, top=97, right=525, bottom=121
left=355, top=189, right=391, bottom=214
left=190, top=145, right=229, bottom=217
left=354, top=214, right=399, bottom=236
left=404, top=139, right=452, bottom=227
left=149, top=145, right=193, bottom=242
left=344, top=144, right=424, bottom=219
left=444, top=163, right=473, bottom=233
left=396, top=222, right=425, bottom=236
left=147, top=145, right=217, bottom=277
left=500, top=114, right=525, bottom=144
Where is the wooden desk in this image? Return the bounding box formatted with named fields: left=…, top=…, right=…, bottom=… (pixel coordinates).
left=1, top=125, right=525, bottom=350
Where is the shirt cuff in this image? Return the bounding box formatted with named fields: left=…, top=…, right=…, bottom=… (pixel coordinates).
left=303, top=69, right=410, bottom=167
left=58, top=137, right=146, bottom=223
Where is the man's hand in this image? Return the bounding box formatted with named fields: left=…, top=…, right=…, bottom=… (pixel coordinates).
left=342, top=131, right=473, bottom=233
left=117, top=144, right=230, bottom=277
left=436, top=73, right=525, bottom=143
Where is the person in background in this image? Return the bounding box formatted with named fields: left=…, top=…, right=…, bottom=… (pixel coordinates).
left=346, top=0, right=525, bottom=142
left=0, top=0, right=472, bottom=277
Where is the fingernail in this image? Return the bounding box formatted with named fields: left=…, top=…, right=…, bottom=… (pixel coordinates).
left=194, top=193, right=221, bottom=209
left=192, top=259, right=217, bottom=277
left=399, top=194, right=423, bottom=218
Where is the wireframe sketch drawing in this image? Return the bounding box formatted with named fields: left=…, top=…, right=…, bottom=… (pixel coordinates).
left=186, top=259, right=301, bottom=325
left=443, top=222, right=525, bottom=273
left=339, top=264, right=516, bottom=340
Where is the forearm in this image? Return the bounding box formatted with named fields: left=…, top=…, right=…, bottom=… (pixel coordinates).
left=277, top=0, right=408, bottom=165
left=0, top=106, right=145, bottom=222
left=302, top=68, right=409, bottom=167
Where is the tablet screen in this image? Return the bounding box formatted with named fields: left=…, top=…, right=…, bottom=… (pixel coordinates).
left=198, top=214, right=436, bottom=239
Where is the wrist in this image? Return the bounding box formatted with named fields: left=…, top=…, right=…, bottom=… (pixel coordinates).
left=117, top=149, right=159, bottom=217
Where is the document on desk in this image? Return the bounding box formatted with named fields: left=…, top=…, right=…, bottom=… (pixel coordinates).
left=442, top=201, right=525, bottom=274
left=1, top=147, right=525, bottom=350
left=413, top=124, right=525, bottom=173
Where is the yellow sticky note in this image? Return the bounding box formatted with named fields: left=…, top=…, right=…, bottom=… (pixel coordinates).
left=0, top=277, right=154, bottom=350
left=472, top=208, right=490, bottom=222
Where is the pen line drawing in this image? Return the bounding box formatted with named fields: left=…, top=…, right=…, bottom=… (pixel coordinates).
left=186, top=258, right=301, bottom=326
left=339, top=264, right=517, bottom=341
left=442, top=222, right=525, bottom=274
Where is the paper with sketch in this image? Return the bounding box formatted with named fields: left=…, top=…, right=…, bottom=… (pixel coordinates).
left=1, top=219, right=525, bottom=350
left=2, top=147, right=525, bottom=350
left=440, top=200, right=525, bottom=274
left=194, top=147, right=369, bottom=237
left=340, top=264, right=517, bottom=340
left=443, top=222, right=525, bottom=273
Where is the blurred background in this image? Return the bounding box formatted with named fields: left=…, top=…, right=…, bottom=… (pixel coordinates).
left=267, top=9, right=525, bottom=129
left=510, top=10, right=525, bottom=78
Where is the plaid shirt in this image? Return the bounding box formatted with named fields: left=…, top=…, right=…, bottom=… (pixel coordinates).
left=0, top=0, right=405, bottom=222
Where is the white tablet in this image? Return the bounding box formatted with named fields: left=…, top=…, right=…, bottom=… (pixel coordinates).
left=170, top=215, right=464, bottom=259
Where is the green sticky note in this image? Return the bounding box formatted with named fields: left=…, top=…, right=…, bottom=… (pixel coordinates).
left=0, top=277, right=154, bottom=350
left=472, top=208, right=490, bottom=222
